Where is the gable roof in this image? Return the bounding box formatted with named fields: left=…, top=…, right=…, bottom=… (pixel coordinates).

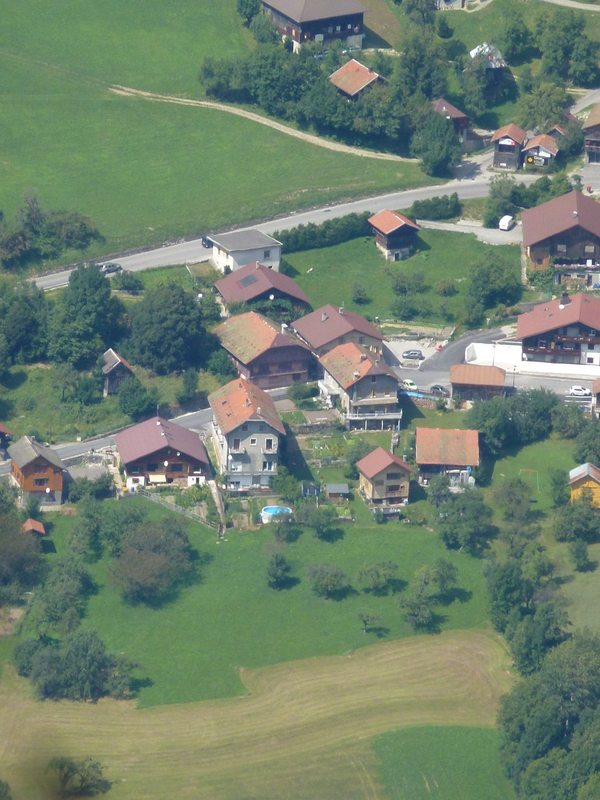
left=214, top=262, right=310, bottom=305
left=490, top=123, right=527, bottom=146
left=432, top=98, right=468, bottom=121
left=8, top=436, right=65, bottom=471
left=522, top=191, right=600, bottom=248
left=214, top=311, right=310, bottom=365
left=329, top=59, right=380, bottom=97
left=209, top=378, right=285, bottom=436
left=101, top=348, right=134, bottom=376
left=207, top=229, right=281, bottom=253
left=583, top=103, right=600, bottom=131
left=356, top=446, right=414, bottom=479
left=450, top=364, right=506, bottom=388
left=114, top=417, right=209, bottom=467
left=23, top=518, right=46, bottom=535
left=263, top=0, right=367, bottom=23
left=292, top=304, right=383, bottom=350
left=368, top=210, right=420, bottom=236
left=569, top=462, right=600, bottom=485
left=516, top=292, right=600, bottom=340
left=522, top=133, right=559, bottom=157
left=415, top=428, right=480, bottom=467
left=0, top=422, right=12, bottom=437
left=320, top=342, right=397, bottom=389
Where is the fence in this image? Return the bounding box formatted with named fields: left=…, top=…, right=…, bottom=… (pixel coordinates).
left=136, top=488, right=219, bottom=529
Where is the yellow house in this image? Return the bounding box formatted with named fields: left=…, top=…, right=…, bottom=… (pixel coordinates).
left=569, top=462, right=600, bottom=507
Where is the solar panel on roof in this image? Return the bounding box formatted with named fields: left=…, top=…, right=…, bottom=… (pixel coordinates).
left=238, top=274, right=258, bottom=288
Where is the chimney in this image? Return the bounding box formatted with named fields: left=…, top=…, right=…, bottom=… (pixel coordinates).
left=359, top=354, right=367, bottom=362
left=281, top=322, right=288, bottom=333
left=339, top=307, right=344, bottom=315
left=257, top=406, right=262, bottom=415
left=322, top=312, right=328, bottom=322
left=353, top=370, right=360, bottom=378
left=559, top=291, right=571, bottom=308
left=573, top=210, right=578, bottom=218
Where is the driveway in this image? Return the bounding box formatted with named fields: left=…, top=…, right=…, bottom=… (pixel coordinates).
left=417, top=219, right=523, bottom=245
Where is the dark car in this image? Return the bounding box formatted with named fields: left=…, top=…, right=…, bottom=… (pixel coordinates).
left=201, top=236, right=211, bottom=248
left=99, top=262, right=122, bottom=274
left=430, top=385, right=450, bottom=397
left=402, top=349, right=425, bottom=360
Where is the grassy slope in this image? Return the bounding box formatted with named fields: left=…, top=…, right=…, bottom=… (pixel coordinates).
left=285, top=231, right=521, bottom=323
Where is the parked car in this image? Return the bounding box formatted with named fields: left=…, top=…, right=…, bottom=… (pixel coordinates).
left=568, top=385, right=592, bottom=397
left=402, top=349, right=425, bottom=360
left=402, top=379, right=418, bottom=392
left=201, top=236, right=211, bottom=248
left=499, top=215, right=515, bottom=231
left=99, top=262, right=122, bottom=274
left=430, top=385, right=450, bottom=397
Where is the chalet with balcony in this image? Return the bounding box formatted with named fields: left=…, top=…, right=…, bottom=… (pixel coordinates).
left=214, top=311, right=315, bottom=389
left=517, top=292, right=600, bottom=366
left=262, top=0, right=366, bottom=53
left=583, top=104, right=600, bottom=164
left=101, top=348, right=135, bottom=397
left=490, top=124, right=527, bottom=170
left=8, top=436, right=66, bottom=505
left=207, top=230, right=282, bottom=273
left=522, top=191, right=600, bottom=274
left=368, top=210, right=420, bottom=261
left=415, top=427, right=480, bottom=486
left=214, top=261, right=310, bottom=314
left=356, top=446, right=413, bottom=506
left=114, top=417, right=210, bottom=492
left=292, top=304, right=384, bottom=358
left=449, top=364, right=506, bottom=401
left=319, top=342, right=402, bottom=430
left=209, top=378, right=285, bottom=491
left=329, top=59, right=382, bottom=99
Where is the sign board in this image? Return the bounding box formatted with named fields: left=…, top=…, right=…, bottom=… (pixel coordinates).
left=533, top=156, right=546, bottom=166
left=499, top=137, right=515, bottom=146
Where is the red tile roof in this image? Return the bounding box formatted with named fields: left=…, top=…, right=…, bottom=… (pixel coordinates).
left=209, top=378, right=285, bottom=437
left=490, top=123, right=527, bottom=146
left=432, top=98, right=468, bottom=121
left=292, top=304, right=383, bottom=350
left=214, top=311, right=310, bottom=365
left=516, top=292, right=600, bottom=340
left=329, top=59, right=380, bottom=97
left=356, top=446, right=414, bottom=480
left=22, top=518, right=46, bottom=535
left=450, top=364, right=506, bottom=388
left=522, top=191, right=600, bottom=248
left=0, top=422, right=11, bottom=437
left=114, top=417, right=209, bottom=467
left=415, top=427, right=480, bottom=467
left=522, top=133, right=559, bottom=157
left=320, top=342, right=396, bottom=389
left=214, top=262, right=310, bottom=306
left=368, top=210, right=420, bottom=236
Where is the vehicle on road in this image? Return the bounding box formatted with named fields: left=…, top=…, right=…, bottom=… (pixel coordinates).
left=568, top=385, right=592, bottom=397
left=201, top=236, right=211, bottom=248
left=402, top=349, right=425, bottom=360
left=402, top=379, right=418, bottom=392
left=430, top=385, right=450, bottom=397
left=99, top=262, right=122, bottom=274
left=499, top=215, right=515, bottom=231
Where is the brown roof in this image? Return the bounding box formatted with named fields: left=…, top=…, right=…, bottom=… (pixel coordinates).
left=522, top=134, right=559, bottom=157
left=490, top=123, right=527, bottom=146
left=292, top=304, right=383, bottom=350
left=263, top=0, right=367, bottom=23
left=214, top=262, right=309, bottom=306
left=8, top=436, right=65, bottom=471
left=0, top=422, right=11, bottom=437
left=516, top=292, right=600, bottom=340
left=450, top=364, right=506, bottom=388
left=522, top=191, right=600, bottom=248
left=329, top=59, right=380, bottom=97
left=114, top=417, right=209, bottom=467
left=209, top=378, right=285, bottom=437
left=356, top=446, right=414, bottom=480
left=368, top=210, right=420, bottom=236
left=101, top=348, right=134, bottom=376
left=415, top=428, right=480, bottom=467
left=432, top=98, right=468, bottom=121
left=583, top=104, right=600, bottom=131
left=23, top=518, right=46, bottom=535
left=320, top=342, right=397, bottom=389
left=214, top=311, right=310, bottom=365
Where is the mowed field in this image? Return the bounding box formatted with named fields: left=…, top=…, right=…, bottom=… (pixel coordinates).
left=0, top=630, right=512, bottom=800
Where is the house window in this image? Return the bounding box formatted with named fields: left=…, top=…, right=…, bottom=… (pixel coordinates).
left=263, top=460, right=274, bottom=471
left=168, top=463, right=184, bottom=472
left=588, top=357, right=595, bottom=364
left=557, top=245, right=567, bottom=253
left=264, top=250, right=271, bottom=259
left=147, top=463, right=158, bottom=471
left=387, top=472, right=402, bottom=480
left=586, top=245, right=595, bottom=253
left=336, top=24, right=341, bottom=31
left=231, top=462, right=241, bottom=472
left=250, top=438, right=257, bottom=445
left=242, top=424, right=248, bottom=431
left=34, top=478, right=48, bottom=487
left=374, top=479, right=384, bottom=486
left=265, top=438, right=273, bottom=450
left=371, top=376, right=377, bottom=383
left=347, top=22, right=352, bottom=28
left=537, top=258, right=543, bottom=265
left=385, top=386, right=391, bottom=396
left=233, top=438, right=241, bottom=450
left=590, top=345, right=595, bottom=351
left=34, top=465, right=48, bottom=474
left=259, top=424, right=265, bottom=431
left=387, top=485, right=400, bottom=493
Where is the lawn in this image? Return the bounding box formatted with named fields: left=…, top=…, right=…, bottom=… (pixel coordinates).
left=285, top=231, right=521, bottom=324
left=374, top=726, right=516, bottom=800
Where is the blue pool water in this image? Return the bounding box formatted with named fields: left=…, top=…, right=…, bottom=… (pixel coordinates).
left=262, top=506, right=292, bottom=516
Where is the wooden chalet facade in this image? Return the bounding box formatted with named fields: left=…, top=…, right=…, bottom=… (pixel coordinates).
left=368, top=210, right=420, bottom=261
left=490, top=124, right=527, bottom=170
left=101, top=348, right=135, bottom=396
left=262, top=0, right=366, bottom=52
left=8, top=435, right=66, bottom=505
left=449, top=364, right=506, bottom=401
left=522, top=134, right=559, bottom=169
left=583, top=104, right=600, bottom=164
left=569, top=462, right=600, bottom=507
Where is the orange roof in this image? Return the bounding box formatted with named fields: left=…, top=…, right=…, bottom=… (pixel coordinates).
left=214, top=311, right=309, bottom=365
left=208, top=377, right=285, bottom=437
left=319, top=342, right=397, bottom=389
left=517, top=293, right=600, bottom=340
left=415, top=427, right=479, bottom=467
left=329, top=59, right=380, bottom=98
left=23, top=518, right=46, bottom=535
left=450, top=364, right=506, bottom=388
left=368, top=210, right=420, bottom=236
left=356, top=446, right=413, bottom=480
left=490, top=123, right=527, bottom=146
left=522, top=134, right=559, bottom=157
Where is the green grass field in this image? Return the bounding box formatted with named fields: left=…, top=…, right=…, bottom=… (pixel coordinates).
left=285, top=231, right=521, bottom=324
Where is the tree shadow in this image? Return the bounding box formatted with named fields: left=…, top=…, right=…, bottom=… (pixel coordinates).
left=362, top=26, right=392, bottom=49
left=444, top=39, right=468, bottom=61
left=418, top=612, right=447, bottom=634
left=270, top=576, right=301, bottom=591
left=364, top=577, right=407, bottom=596
left=435, top=587, right=473, bottom=606
left=329, top=585, right=359, bottom=601
left=318, top=526, right=344, bottom=543
left=40, top=538, right=57, bottom=555
left=577, top=560, right=598, bottom=574
left=0, top=368, right=27, bottom=390
left=409, top=481, right=427, bottom=503
left=369, top=625, right=390, bottom=639
left=129, top=675, right=154, bottom=694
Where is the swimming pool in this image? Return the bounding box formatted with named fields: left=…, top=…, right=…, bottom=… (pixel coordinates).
left=260, top=505, right=293, bottom=523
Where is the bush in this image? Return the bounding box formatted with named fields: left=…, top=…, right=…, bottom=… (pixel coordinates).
left=351, top=282, right=369, bottom=304
left=208, top=348, right=237, bottom=381
left=410, top=193, right=460, bottom=220
left=436, top=279, right=458, bottom=296
left=177, top=367, right=199, bottom=404
left=570, top=538, right=589, bottom=571
left=306, top=563, right=349, bottom=598
left=117, top=377, right=158, bottom=421
left=274, top=212, right=371, bottom=254
left=13, top=638, right=44, bottom=677
left=112, top=271, right=144, bottom=294
left=267, top=553, right=292, bottom=588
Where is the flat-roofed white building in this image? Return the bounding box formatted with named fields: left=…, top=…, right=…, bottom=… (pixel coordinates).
left=208, top=230, right=282, bottom=273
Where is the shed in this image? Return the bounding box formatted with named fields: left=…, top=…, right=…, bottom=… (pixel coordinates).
left=325, top=482, right=349, bottom=498
left=329, top=60, right=382, bottom=99
left=22, top=518, right=46, bottom=536
left=490, top=123, right=527, bottom=170
left=368, top=210, right=420, bottom=261
left=569, top=462, right=600, bottom=507
left=450, top=364, right=506, bottom=401
left=101, top=348, right=135, bottom=397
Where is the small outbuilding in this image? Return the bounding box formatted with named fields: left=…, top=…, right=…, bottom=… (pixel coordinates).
left=490, top=124, right=527, bottom=170
left=415, top=427, right=479, bottom=486
left=583, top=104, right=600, bottom=164
left=329, top=59, right=382, bottom=99
left=368, top=210, right=420, bottom=261
left=101, top=349, right=135, bottom=397
left=569, top=462, right=600, bottom=507
left=450, top=364, right=506, bottom=401
left=22, top=518, right=46, bottom=536
left=431, top=98, right=469, bottom=138
left=356, top=446, right=413, bottom=505
left=522, top=134, right=559, bottom=169
left=208, top=230, right=282, bottom=273
left=326, top=482, right=349, bottom=499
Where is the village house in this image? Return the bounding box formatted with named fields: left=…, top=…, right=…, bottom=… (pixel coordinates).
left=522, top=134, right=559, bottom=169
left=319, top=342, right=402, bottom=430
left=114, top=417, right=211, bottom=492
left=516, top=292, right=600, bottom=366
left=522, top=191, right=600, bottom=274
left=207, top=230, right=282, bottom=273
left=415, top=427, right=480, bottom=486
left=214, top=261, right=310, bottom=313
left=490, top=124, right=527, bottom=170
left=450, top=364, right=506, bottom=401
left=209, top=377, right=285, bottom=491
left=367, top=210, right=420, bottom=261
left=292, top=304, right=384, bottom=357
left=8, top=435, right=66, bottom=505
left=262, top=0, right=366, bottom=53
left=583, top=104, right=600, bottom=164
left=214, top=311, right=315, bottom=389
left=431, top=98, right=469, bottom=138
left=569, top=462, right=600, bottom=507
left=356, top=446, right=413, bottom=506
left=329, top=59, right=382, bottom=99
left=101, top=348, right=135, bottom=397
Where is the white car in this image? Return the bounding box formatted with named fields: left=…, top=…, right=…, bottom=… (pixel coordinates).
left=568, top=385, right=592, bottom=397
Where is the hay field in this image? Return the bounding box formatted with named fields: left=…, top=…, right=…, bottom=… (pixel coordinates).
left=0, top=630, right=512, bottom=800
